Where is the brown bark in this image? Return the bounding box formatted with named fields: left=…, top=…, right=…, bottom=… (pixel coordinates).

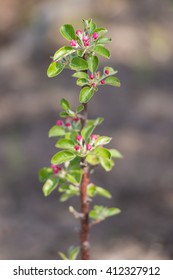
left=80, top=165, right=90, bottom=259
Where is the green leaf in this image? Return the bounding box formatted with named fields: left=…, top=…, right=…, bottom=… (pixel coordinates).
left=95, top=136, right=112, bottom=146
left=104, top=66, right=118, bottom=75
left=109, top=149, right=123, bottom=158
left=76, top=78, right=88, bottom=87
left=94, top=147, right=111, bottom=160
left=86, top=154, right=99, bottom=165
left=55, top=139, right=74, bottom=150
left=48, top=126, right=65, bottom=137
left=76, top=104, right=84, bottom=113
left=87, top=56, right=99, bottom=73
left=59, top=185, right=79, bottom=201
left=39, top=167, right=52, bottom=182
left=68, top=246, right=80, bottom=260
left=66, top=170, right=82, bottom=185
left=60, top=98, right=70, bottom=111
left=96, top=186, right=112, bottom=199
left=42, top=177, right=59, bottom=196
left=81, top=124, right=95, bottom=141
left=53, top=46, right=75, bottom=61
left=72, top=72, right=88, bottom=79
left=58, top=252, right=69, bottom=260
left=79, top=86, right=95, bottom=103
left=60, top=24, right=76, bottom=41
left=100, top=157, right=113, bottom=171
left=93, top=28, right=108, bottom=36
left=89, top=205, right=121, bottom=221
left=51, top=150, right=76, bottom=165
left=93, top=46, right=110, bottom=58
left=88, top=185, right=112, bottom=199
left=70, top=57, right=88, bottom=71
left=47, top=62, right=65, bottom=78
left=59, top=112, right=69, bottom=118
left=96, top=37, right=112, bottom=44
left=105, top=76, right=121, bottom=87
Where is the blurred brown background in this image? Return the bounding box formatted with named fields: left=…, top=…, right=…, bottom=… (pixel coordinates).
left=0, top=0, right=173, bottom=259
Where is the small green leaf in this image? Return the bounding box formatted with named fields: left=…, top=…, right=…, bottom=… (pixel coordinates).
left=104, top=66, right=118, bottom=75
left=42, top=177, right=59, bottom=196
left=87, top=56, right=99, bottom=73
left=76, top=104, right=84, bottom=113
left=55, top=139, right=74, bottom=150
left=93, top=28, right=108, bottom=36
left=97, top=37, right=112, bottom=44
left=70, top=57, right=88, bottom=71
left=53, top=46, right=75, bottom=61
left=60, top=24, right=76, bottom=41
left=48, top=126, right=65, bottom=137
left=93, top=46, right=110, bottom=58
left=72, top=72, right=88, bottom=79
left=86, top=154, right=99, bottom=165
left=105, top=76, right=121, bottom=87
left=47, top=62, right=65, bottom=78
left=96, top=186, right=112, bottom=199
left=68, top=246, right=80, bottom=260
left=79, top=86, right=95, bottom=103
left=60, top=98, right=70, bottom=111
left=39, top=167, right=52, bottom=182
left=59, top=112, right=69, bottom=118
left=95, top=136, right=112, bottom=146
left=100, top=157, right=113, bottom=171
left=51, top=150, right=76, bottom=165
left=76, top=78, right=88, bottom=87
left=89, top=205, right=121, bottom=221
left=59, top=185, right=79, bottom=201
left=87, top=185, right=97, bottom=197
left=94, top=147, right=111, bottom=160
left=109, top=149, right=123, bottom=158
left=66, top=170, right=82, bottom=184
left=58, top=252, right=69, bottom=260
left=81, top=124, right=95, bottom=141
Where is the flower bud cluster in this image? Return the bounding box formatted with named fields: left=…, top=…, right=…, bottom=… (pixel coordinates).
left=51, top=164, right=62, bottom=175
left=74, top=134, right=98, bottom=154
left=70, top=30, right=99, bottom=49
left=56, top=117, right=80, bottom=129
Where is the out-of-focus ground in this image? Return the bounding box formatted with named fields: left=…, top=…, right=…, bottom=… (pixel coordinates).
left=0, top=0, right=173, bottom=259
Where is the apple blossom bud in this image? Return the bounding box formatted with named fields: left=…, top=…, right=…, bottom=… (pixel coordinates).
left=65, top=122, right=71, bottom=127
left=75, top=145, right=80, bottom=151
left=84, top=40, right=89, bottom=47
left=90, top=134, right=97, bottom=141
left=89, top=74, right=94, bottom=79
left=86, top=144, right=92, bottom=151
left=82, top=34, right=89, bottom=41
left=73, top=117, right=80, bottom=122
left=76, top=29, right=82, bottom=35
left=91, top=82, right=96, bottom=87
left=101, top=80, right=105, bottom=85
left=105, top=69, right=109, bottom=75
left=92, top=32, right=99, bottom=40
left=56, top=120, right=63, bottom=126
left=76, top=135, right=82, bottom=142
left=70, top=40, right=77, bottom=47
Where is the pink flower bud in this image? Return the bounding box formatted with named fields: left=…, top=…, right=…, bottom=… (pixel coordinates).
left=89, top=74, right=94, bottom=79
left=86, top=144, right=92, bottom=151
left=73, top=117, right=80, bottom=122
left=76, top=29, right=82, bottom=35
left=56, top=120, right=63, bottom=126
left=101, top=80, right=105, bottom=85
left=84, top=40, right=89, bottom=47
left=75, top=145, right=80, bottom=151
left=76, top=135, right=82, bottom=142
left=105, top=69, right=109, bottom=75
left=90, top=134, right=97, bottom=141
left=83, top=34, right=89, bottom=41
left=91, top=82, right=96, bottom=87
left=65, top=122, right=71, bottom=127
left=51, top=164, right=62, bottom=174
left=70, top=40, right=77, bottom=47
left=92, top=32, right=99, bottom=40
